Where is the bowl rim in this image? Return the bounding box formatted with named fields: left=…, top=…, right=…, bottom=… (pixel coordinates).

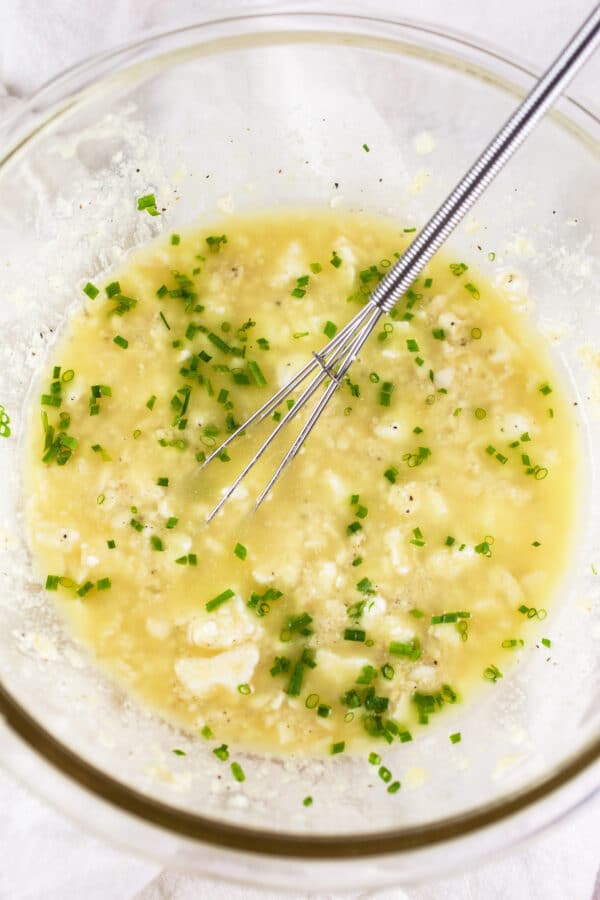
left=0, top=8, right=599, bottom=861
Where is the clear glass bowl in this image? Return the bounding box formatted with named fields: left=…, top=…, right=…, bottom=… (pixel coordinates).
left=0, top=11, right=598, bottom=891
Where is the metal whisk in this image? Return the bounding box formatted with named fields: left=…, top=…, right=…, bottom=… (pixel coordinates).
left=203, top=5, right=600, bottom=521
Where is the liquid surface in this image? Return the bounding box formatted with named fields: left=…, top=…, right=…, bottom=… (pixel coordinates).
left=25, top=210, right=578, bottom=755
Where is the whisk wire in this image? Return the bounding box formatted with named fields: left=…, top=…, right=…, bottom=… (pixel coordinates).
left=205, top=301, right=382, bottom=521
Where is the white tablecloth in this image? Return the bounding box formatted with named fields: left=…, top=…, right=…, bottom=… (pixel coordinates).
left=0, top=1, right=598, bottom=897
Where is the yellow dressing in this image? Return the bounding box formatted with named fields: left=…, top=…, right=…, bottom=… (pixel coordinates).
left=25, top=210, right=578, bottom=755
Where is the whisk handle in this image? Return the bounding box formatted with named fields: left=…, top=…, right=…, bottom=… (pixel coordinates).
left=369, top=4, right=600, bottom=314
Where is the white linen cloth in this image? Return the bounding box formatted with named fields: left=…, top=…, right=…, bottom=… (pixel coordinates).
left=0, top=1, right=598, bottom=897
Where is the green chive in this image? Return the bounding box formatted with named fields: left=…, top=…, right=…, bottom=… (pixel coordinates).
left=171, top=233, right=180, bottom=245
left=450, top=732, right=461, bottom=744
left=464, top=282, right=480, bottom=299
left=330, top=741, right=345, bottom=755
left=213, top=744, right=229, bottom=761
left=303, top=796, right=313, bottom=807
left=113, top=335, right=128, bottom=349
left=344, top=628, right=366, bottom=642
left=97, top=577, right=111, bottom=591
left=234, top=543, right=247, bottom=560
left=323, top=321, right=338, bottom=339
left=206, top=588, right=235, bottom=612
left=247, top=360, right=267, bottom=386
left=83, top=282, right=99, bottom=299
left=137, top=193, right=157, bottom=211
left=231, top=762, right=247, bottom=782
left=150, top=535, right=165, bottom=551
left=483, top=664, right=503, bottom=682
left=165, top=517, right=178, bottom=530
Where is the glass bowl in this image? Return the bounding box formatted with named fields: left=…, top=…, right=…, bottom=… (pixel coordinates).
left=0, top=10, right=598, bottom=891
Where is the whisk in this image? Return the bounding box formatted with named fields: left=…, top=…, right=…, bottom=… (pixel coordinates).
left=203, top=5, right=600, bottom=521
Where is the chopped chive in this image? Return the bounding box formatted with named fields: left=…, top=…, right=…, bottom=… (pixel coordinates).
left=76, top=580, right=94, bottom=598
left=83, top=282, right=99, bottom=299
left=206, top=234, right=228, bottom=252
left=449, top=732, right=461, bottom=744
left=464, top=282, right=480, bottom=299
left=368, top=752, right=381, bottom=766
left=323, top=321, right=338, bottom=339
left=137, top=193, right=157, bottom=211
left=424, top=277, right=433, bottom=288
left=146, top=395, right=157, bottom=410
left=206, top=588, right=235, bottom=612
left=230, top=762, right=245, bottom=782
left=150, top=535, right=165, bottom=551
left=387, top=781, right=401, bottom=794
left=213, top=744, right=229, bottom=761
left=539, top=382, right=553, bottom=395
left=483, top=664, right=503, bottom=682
left=378, top=766, right=392, bottom=783
left=157, top=476, right=169, bottom=486
left=97, top=577, right=111, bottom=591
left=200, top=725, right=213, bottom=739
left=384, top=466, right=398, bottom=484
left=247, top=360, right=267, bottom=386
left=474, top=407, right=487, bottom=420
left=310, top=262, right=322, bottom=274
left=541, top=637, right=552, bottom=648
left=172, top=748, right=186, bottom=757
left=406, top=338, right=419, bottom=352
left=107, top=539, right=116, bottom=549
left=330, top=250, right=342, bottom=268
left=303, top=796, right=313, bottom=807
left=113, top=335, right=128, bottom=349
left=501, top=638, right=524, bottom=648
left=389, top=639, right=421, bottom=660
left=450, top=262, right=468, bottom=276
left=165, top=517, right=178, bottom=529
left=171, top=233, right=180, bottom=245
left=432, top=328, right=445, bottom=340
left=445, top=535, right=456, bottom=547
left=45, top=575, right=60, bottom=591
left=330, top=741, right=345, bottom=755
left=234, top=542, right=247, bottom=560
left=362, top=143, right=370, bottom=152
left=344, top=628, right=366, bottom=642
left=410, top=608, right=424, bottom=618
left=237, top=683, right=251, bottom=695
left=106, top=281, right=121, bottom=298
